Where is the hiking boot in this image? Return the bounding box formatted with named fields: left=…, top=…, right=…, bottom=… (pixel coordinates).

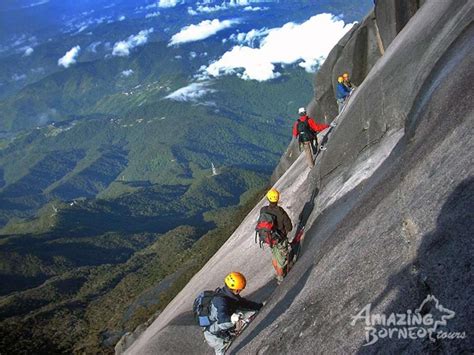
left=276, top=275, right=284, bottom=284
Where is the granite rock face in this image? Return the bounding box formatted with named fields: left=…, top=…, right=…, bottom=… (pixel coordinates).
left=375, top=0, right=422, bottom=49
left=119, top=1, right=473, bottom=354
left=273, top=0, right=424, bottom=182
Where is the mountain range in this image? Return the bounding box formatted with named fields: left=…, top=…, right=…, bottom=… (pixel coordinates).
left=0, top=0, right=373, bottom=353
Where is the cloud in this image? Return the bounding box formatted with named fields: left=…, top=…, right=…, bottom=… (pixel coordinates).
left=145, top=11, right=160, bottom=18
left=22, top=0, right=49, bottom=8
left=121, top=69, right=134, bottom=77
left=169, top=19, right=239, bottom=46
left=12, top=73, right=27, bottom=81
left=58, top=46, right=81, bottom=68
left=243, top=6, right=267, bottom=11
left=229, top=28, right=269, bottom=46
left=37, top=108, right=57, bottom=126
left=112, top=28, right=154, bottom=56
left=87, top=41, right=102, bottom=53
left=66, top=16, right=110, bottom=34
left=165, top=82, right=216, bottom=102
left=31, top=67, right=45, bottom=74
left=158, top=0, right=182, bottom=8
left=202, top=13, right=355, bottom=81
left=118, top=15, right=126, bottom=21
left=23, top=47, right=34, bottom=56
left=187, top=0, right=266, bottom=15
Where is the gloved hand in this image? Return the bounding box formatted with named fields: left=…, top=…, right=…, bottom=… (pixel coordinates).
left=330, top=121, right=337, bottom=127
left=223, top=331, right=235, bottom=342
left=231, top=313, right=241, bottom=324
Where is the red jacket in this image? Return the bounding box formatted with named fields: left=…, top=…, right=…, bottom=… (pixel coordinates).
left=292, top=115, right=329, bottom=138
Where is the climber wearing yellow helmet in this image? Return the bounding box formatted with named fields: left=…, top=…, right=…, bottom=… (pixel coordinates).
left=199, top=272, right=262, bottom=354
left=336, top=74, right=351, bottom=113
left=342, top=72, right=356, bottom=90
left=255, top=188, right=293, bottom=283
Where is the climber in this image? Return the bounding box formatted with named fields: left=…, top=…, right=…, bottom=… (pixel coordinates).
left=203, top=272, right=263, bottom=355
left=336, top=76, right=351, bottom=113
left=292, top=107, right=330, bottom=168
left=342, top=72, right=356, bottom=90
left=256, top=188, right=293, bottom=283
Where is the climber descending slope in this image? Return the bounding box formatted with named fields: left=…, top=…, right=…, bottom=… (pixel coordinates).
left=292, top=107, right=330, bottom=168
left=194, top=272, right=262, bottom=355
left=255, top=188, right=293, bottom=283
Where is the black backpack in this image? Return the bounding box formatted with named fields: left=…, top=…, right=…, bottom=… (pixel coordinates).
left=255, top=210, right=281, bottom=247
left=296, top=119, right=315, bottom=143
left=193, top=290, right=216, bottom=327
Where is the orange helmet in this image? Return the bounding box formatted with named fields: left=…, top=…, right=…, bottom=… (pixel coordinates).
left=225, top=272, right=246, bottom=291
left=337, top=76, right=344, bottom=83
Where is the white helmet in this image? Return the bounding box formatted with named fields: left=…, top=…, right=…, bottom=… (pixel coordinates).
left=298, top=107, right=306, bottom=115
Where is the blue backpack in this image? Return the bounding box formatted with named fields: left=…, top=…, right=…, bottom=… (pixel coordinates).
left=193, top=290, right=216, bottom=327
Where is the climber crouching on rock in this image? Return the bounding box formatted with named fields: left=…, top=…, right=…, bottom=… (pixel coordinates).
left=204, top=272, right=262, bottom=355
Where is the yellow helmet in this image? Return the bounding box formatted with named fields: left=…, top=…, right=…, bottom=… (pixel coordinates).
left=337, top=76, right=344, bottom=83
left=342, top=72, right=349, bottom=79
left=225, top=272, right=246, bottom=291
left=266, top=188, right=280, bottom=203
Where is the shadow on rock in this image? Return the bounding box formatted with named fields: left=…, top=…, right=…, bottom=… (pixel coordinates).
left=229, top=265, right=314, bottom=354
left=297, top=187, right=319, bottom=229
left=355, top=177, right=474, bottom=354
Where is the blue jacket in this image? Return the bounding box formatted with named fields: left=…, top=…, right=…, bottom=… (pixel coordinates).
left=336, top=82, right=351, bottom=99
left=207, top=286, right=262, bottom=336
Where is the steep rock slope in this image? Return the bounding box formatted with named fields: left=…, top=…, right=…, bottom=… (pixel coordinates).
left=121, top=0, right=473, bottom=353
left=271, top=0, right=424, bottom=183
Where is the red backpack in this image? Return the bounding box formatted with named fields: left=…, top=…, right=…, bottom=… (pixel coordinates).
left=255, top=210, right=282, bottom=247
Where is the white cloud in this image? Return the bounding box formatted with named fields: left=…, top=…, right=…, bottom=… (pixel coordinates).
left=145, top=3, right=158, bottom=9
left=145, top=11, right=160, bottom=18
left=121, top=69, right=134, bottom=77
left=243, top=6, right=267, bottom=11
left=187, top=0, right=266, bottom=15
left=58, top=46, right=81, bottom=68
left=206, top=46, right=280, bottom=81
left=118, top=15, right=126, bottom=21
left=187, top=7, right=198, bottom=15
left=12, top=73, right=27, bottom=81
left=169, top=19, right=239, bottom=46
left=112, top=28, right=154, bottom=56
left=87, top=41, right=102, bottom=53
left=22, top=0, right=49, bottom=8
left=31, top=67, right=45, bottom=74
left=202, top=13, right=355, bottom=81
left=165, top=82, right=216, bottom=102
left=192, top=4, right=227, bottom=13
left=158, top=0, right=182, bottom=8
left=67, top=16, right=110, bottom=34
left=23, top=47, right=34, bottom=56
left=229, top=28, right=269, bottom=46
